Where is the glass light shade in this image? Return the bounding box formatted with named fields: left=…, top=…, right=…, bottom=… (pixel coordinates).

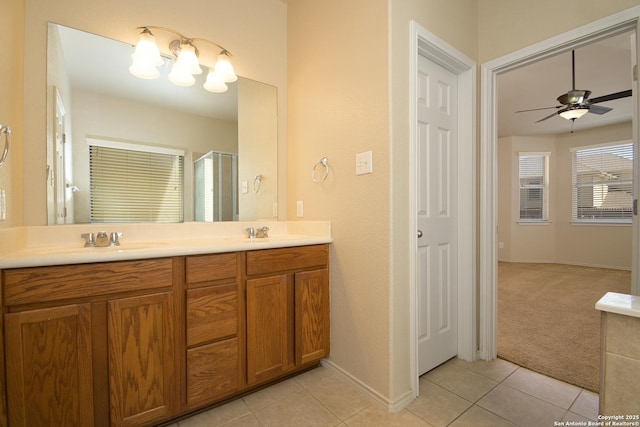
left=129, top=56, right=160, bottom=79
left=168, top=62, right=196, bottom=86
left=559, top=107, right=589, bottom=120
left=129, top=30, right=163, bottom=79
left=203, top=68, right=228, bottom=93
left=214, top=52, right=238, bottom=83
left=175, top=42, right=202, bottom=75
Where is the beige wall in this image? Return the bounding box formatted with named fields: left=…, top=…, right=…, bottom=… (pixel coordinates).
left=288, top=0, right=479, bottom=406
left=0, top=0, right=24, bottom=228
left=22, top=0, right=287, bottom=225
left=288, top=0, right=393, bottom=401
left=477, top=0, right=640, bottom=63
left=498, top=123, right=632, bottom=270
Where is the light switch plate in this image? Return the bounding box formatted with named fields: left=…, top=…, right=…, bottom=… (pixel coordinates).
left=242, top=181, right=248, bottom=194
left=296, top=200, right=304, bottom=217
left=356, top=151, right=373, bottom=175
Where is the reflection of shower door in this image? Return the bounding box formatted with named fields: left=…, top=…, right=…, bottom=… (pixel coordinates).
left=194, top=151, right=238, bottom=221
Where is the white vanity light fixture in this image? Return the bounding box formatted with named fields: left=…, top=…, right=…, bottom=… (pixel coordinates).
left=129, top=26, right=237, bottom=92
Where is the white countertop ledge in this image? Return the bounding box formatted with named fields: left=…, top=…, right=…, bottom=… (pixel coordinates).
left=0, top=221, right=332, bottom=269
left=596, top=292, right=640, bottom=319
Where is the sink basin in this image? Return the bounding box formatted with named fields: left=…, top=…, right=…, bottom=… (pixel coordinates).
left=222, top=235, right=307, bottom=243
left=15, top=241, right=170, bottom=257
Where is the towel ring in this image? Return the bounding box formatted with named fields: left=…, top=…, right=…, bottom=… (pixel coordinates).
left=0, top=124, right=10, bottom=167
left=253, top=174, right=262, bottom=193
left=312, top=157, right=329, bottom=183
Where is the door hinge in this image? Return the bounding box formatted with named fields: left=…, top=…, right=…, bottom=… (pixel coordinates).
left=634, top=64, right=638, bottom=82
left=634, top=199, right=638, bottom=216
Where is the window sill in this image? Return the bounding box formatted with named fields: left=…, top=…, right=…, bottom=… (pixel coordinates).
left=571, top=221, right=631, bottom=227
left=517, top=221, right=551, bottom=226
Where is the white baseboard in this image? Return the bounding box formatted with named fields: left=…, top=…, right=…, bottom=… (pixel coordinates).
left=320, top=359, right=416, bottom=413
left=499, top=259, right=631, bottom=271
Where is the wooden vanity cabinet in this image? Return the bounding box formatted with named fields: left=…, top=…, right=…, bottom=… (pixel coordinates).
left=0, top=244, right=329, bottom=426
left=184, top=253, right=244, bottom=409
left=245, top=244, right=330, bottom=386
left=1, top=258, right=180, bottom=427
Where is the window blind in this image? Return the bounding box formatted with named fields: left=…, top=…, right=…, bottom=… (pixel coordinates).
left=519, top=153, right=548, bottom=221
left=571, top=142, right=633, bottom=222
left=90, top=145, right=184, bottom=223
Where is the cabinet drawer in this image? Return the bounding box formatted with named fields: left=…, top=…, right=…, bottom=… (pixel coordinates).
left=187, top=284, right=238, bottom=347
left=246, top=244, right=329, bottom=276
left=187, top=338, right=240, bottom=408
left=3, top=258, right=174, bottom=306
left=186, top=253, right=237, bottom=284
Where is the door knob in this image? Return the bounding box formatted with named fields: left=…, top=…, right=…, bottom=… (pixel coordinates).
left=417, top=230, right=423, bottom=238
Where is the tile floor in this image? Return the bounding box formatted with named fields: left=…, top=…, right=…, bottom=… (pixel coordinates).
left=168, top=358, right=599, bottom=427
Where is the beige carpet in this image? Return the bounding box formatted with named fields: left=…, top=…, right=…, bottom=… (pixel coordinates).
left=497, top=262, right=631, bottom=392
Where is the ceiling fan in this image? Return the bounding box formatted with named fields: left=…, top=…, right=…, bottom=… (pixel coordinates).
left=516, top=50, right=632, bottom=124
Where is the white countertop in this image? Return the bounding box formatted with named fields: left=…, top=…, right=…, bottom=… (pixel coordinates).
left=0, top=221, right=331, bottom=268
left=596, top=292, right=640, bottom=319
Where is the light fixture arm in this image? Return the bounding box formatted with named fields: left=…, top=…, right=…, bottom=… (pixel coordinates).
left=136, top=26, right=233, bottom=58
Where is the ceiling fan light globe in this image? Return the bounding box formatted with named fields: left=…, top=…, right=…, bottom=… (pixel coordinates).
left=559, top=107, right=589, bottom=120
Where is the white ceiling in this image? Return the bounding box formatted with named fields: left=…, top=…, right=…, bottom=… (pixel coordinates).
left=497, top=30, right=634, bottom=138
left=56, top=24, right=239, bottom=121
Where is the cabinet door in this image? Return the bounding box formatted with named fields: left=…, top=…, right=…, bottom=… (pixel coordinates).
left=246, top=275, right=292, bottom=385
left=108, top=292, right=177, bottom=427
left=295, top=269, right=330, bottom=365
left=5, top=304, right=93, bottom=427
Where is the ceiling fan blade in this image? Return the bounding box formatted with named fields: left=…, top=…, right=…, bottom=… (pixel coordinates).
left=589, top=89, right=632, bottom=104
left=535, top=111, right=559, bottom=123
left=515, top=106, right=561, bottom=113
left=588, top=105, right=613, bottom=115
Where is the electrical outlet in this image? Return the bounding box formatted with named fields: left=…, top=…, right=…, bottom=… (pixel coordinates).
left=296, top=200, right=304, bottom=217
left=356, top=151, right=373, bottom=175
left=499, top=242, right=504, bottom=249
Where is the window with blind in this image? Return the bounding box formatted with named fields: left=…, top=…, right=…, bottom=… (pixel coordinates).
left=571, top=141, right=633, bottom=223
left=518, top=152, right=549, bottom=222
left=89, top=142, right=184, bottom=223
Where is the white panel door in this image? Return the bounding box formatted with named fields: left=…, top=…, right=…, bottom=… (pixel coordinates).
left=417, top=54, right=459, bottom=375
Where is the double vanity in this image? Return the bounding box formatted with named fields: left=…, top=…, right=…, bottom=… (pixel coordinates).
left=0, top=221, right=331, bottom=427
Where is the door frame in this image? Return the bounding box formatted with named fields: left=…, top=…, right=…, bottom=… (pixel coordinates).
left=409, top=21, right=477, bottom=396
left=479, top=6, right=640, bottom=360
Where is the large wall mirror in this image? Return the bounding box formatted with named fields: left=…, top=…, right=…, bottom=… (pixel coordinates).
left=46, top=23, right=278, bottom=225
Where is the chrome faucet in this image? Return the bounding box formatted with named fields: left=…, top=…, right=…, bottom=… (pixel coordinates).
left=95, top=231, right=110, bottom=247
left=80, top=232, right=95, bottom=247
left=80, top=231, right=123, bottom=247
left=246, top=226, right=269, bottom=239
left=256, top=226, right=269, bottom=238
left=110, top=232, right=123, bottom=246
